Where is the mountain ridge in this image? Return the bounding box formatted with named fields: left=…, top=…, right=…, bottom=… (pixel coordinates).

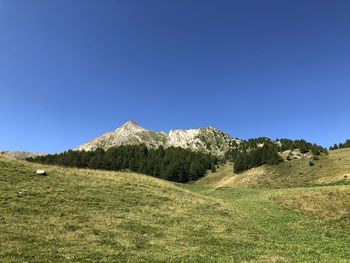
left=0, top=151, right=46, bottom=160
left=75, top=121, right=240, bottom=156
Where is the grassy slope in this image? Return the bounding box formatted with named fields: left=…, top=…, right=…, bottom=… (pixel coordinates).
left=272, top=185, right=350, bottom=225
left=194, top=162, right=233, bottom=187
left=0, top=157, right=259, bottom=262
left=214, top=148, right=350, bottom=189
left=2, top=155, right=350, bottom=262
left=186, top=149, right=350, bottom=261
left=181, top=184, right=350, bottom=262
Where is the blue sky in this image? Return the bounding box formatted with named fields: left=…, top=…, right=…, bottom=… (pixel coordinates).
left=1, top=0, right=350, bottom=153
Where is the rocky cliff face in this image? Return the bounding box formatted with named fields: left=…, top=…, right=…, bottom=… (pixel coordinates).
left=75, top=121, right=240, bottom=156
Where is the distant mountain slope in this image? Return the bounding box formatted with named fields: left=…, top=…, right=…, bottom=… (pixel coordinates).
left=75, top=121, right=240, bottom=156
left=0, top=151, right=45, bottom=160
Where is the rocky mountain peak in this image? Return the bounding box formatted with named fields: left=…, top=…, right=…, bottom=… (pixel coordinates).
left=121, top=120, right=141, bottom=128
left=76, top=121, right=240, bottom=156
left=115, top=121, right=147, bottom=134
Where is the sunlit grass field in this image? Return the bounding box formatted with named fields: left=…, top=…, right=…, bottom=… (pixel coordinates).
left=195, top=148, right=350, bottom=189
left=1, top=152, right=350, bottom=262
left=0, top=157, right=256, bottom=262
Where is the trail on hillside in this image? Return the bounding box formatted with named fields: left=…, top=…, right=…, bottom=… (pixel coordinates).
left=182, top=184, right=350, bottom=263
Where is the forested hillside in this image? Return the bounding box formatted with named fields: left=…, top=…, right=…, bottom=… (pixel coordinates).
left=225, top=138, right=327, bottom=173
left=28, top=145, right=217, bottom=183
left=30, top=137, right=328, bottom=180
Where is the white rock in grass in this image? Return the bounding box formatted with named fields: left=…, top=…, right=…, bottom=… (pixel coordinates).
left=36, top=170, right=47, bottom=176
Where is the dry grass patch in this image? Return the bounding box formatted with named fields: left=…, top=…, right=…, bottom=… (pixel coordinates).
left=272, top=186, right=350, bottom=225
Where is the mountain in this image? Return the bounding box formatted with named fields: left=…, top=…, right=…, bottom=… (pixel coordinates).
left=75, top=121, right=240, bottom=156
left=0, top=151, right=46, bottom=160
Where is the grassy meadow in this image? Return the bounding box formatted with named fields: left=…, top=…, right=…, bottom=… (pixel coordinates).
left=1, top=149, right=350, bottom=262
left=196, top=148, right=350, bottom=189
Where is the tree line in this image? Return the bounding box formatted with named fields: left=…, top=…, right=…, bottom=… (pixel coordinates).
left=329, top=139, right=350, bottom=150
left=27, top=145, right=218, bottom=183
left=225, top=138, right=327, bottom=173
left=28, top=137, right=329, bottom=180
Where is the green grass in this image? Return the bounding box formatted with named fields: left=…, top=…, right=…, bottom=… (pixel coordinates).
left=180, top=184, right=350, bottom=262
left=272, top=185, right=350, bottom=225
left=194, top=162, right=233, bottom=187
left=214, top=148, right=350, bottom=189
left=1, top=156, right=350, bottom=262
left=0, top=157, right=260, bottom=262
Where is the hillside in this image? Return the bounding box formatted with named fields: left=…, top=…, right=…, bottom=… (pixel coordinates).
left=1, top=157, right=350, bottom=262
left=0, top=156, right=254, bottom=262
left=75, top=121, right=240, bottom=156
left=210, top=148, right=350, bottom=189
left=272, top=185, right=350, bottom=226
left=0, top=151, right=45, bottom=160
left=194, top=162, right=234, bottom=187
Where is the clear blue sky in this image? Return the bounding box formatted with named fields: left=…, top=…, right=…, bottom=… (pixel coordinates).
left=1, top=0, right=350, bottom=153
